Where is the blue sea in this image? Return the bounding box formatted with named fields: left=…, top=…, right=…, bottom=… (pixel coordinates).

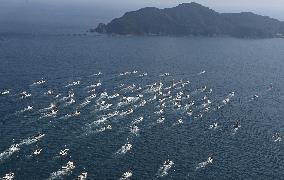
left=1, top=34, right=284, bottom=179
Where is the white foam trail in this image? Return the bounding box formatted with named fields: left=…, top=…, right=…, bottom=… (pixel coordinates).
left=232, top=123, right=241, bottom=135
left=88, top=111, right=119, bottom=127
left=86, top=94, right=97, bottom=101
left=201, top=99, right=211, bottom=108
left=130, top=125, right=139, bottom=135
left=19, top=106, right=33, bottom=113
left=95, top=103, right=112, bottom=111
left=202, top=106, right=211, bottom=113
left=160, top=73, right=170, bottom=77
left=32, top=149, right=42, bottom=156
left=139, top=72, right=148, bottom=77
left=92, top=125, right=112, bottom=133
left=135, top=100, right=147, bottom=108
left=119, top=70, right=137, bottom=76
left=0, top=145, right=20, bottom=164
left=222, top=92, right=235, bottom=105
left=0, top=133, right=45, bottom=164
left=164, top=85, right=172, bottom=90
left=59, top=114, right=72, bottom=120
left=209, top=123, right=218, bottom=130
left=20, top=91, right=31, bottom=99
left=65, top=81, right=80, bottom=87
left=196, top=157, right=213, bottom=170
left=154, top=109, right=164, bottom=115
left=86, top=85, right=96, bottom=89
left=48, top=161, right=75, bottom=180
left=92, top=72, right=102, bottom=76
left=198, top=70, right=206, bottom=75
left=78, top=172, right=88, bottom=180
left=131, top=117, right=143, bottom=125
left=119, top=71, right=132, bottom=76
left=98, top=92, right=108, bottom=99
left=44, top=90, right=54, bottom=95
left=143, top=83, right=163, bottom=94
left=158, top=98, right=166, bottom=103
left=59, top=149, right=69, bottom=156
left=121, top=84, right=136, bottom=92
left=19, top=133, right=45, bottom=146
left=65, top=98, right=75, bottom=106
left=40, top=105, right=58, bottom=118
left=1, top=90, right=10, bottom=95
left=79, top=99, right=91, bottom=108
left=249, top=94, right=259, bottom=101
left=1, top=172, right=14, bottom=180
left=103, top=111, right=120, bottom=119
left=147, top=95, right=157, bottom=103
left=173, top=102, right=182, bottom=109
left=55, top=94, right=61, bottom=98
left=157, top=160, right=174, bottom=177
left=83, top=124, right=112, bottom=136
left=173, top=118, right=183, bottom=126
left=85, top=123, right=106, bottom=134
left=119, top=109, right=134, bottom=117
left=41, top=111, right=58, bottom=118
left=40, top=103, right=56, bottom=112
left=172, top=80, right=183, bottom=88
left=123, top=97, right=139, bottom=103
left=272, top=133, right=282, bottom=142
left=32, top=79, right=45, bottom=86
left=182, top=81, right=190, bottom=87
left=48, top=169, right=69, bottom=180
left=120, top=171, right=133, bottom=180
left=194, top=113, right=203, bottom=119
left=117, top=97, right=139, bottom=107
left=88, top=88, right=96, bottom=93
left=200, top=86, right=207, bottom=92
left=118, top=84, right=125, bottom=88
left=157, top=117, right=165, bottom=124
left=108, top=93, right=120, bottom=99
left=181, top=102, right=194, bottom=113
left=116, top=143, right=132, bottom=155
left=86, top=82, right=101, bottom=89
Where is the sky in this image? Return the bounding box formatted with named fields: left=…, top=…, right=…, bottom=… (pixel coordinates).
left=1, top=0, right=284, bottom=33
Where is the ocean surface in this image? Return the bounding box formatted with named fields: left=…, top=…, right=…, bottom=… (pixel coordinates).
left=1, top=34, right=284, bottom=180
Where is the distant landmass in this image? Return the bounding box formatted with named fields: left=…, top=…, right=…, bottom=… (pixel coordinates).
left=92, top=2, right=284, bottom=38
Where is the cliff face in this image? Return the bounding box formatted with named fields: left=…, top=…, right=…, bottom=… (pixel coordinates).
left=94, top=2, right=284, bottom=38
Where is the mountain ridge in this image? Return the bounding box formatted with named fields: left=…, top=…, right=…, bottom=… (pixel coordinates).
left=93, top=2, right=284, bottom=38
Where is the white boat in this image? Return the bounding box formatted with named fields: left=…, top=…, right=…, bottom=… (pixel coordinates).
left=78, top=172, right=87, bottom=180
left=2, top=172, right=14, bottom=180
left=62, top=161, right=75, bottom=170
left=1, top=90, right=10, bottom=95
left=33, top=149, right=42, bottom=155
left=59, top=149, right=69, bottom=156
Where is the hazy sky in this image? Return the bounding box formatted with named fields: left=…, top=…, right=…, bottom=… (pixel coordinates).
left=1, top=0, right=284, bottom=33
left=10, top=0, right=284, bottom=11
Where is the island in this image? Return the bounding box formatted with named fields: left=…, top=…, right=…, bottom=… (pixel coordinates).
left=92, top=2, right=284, bottom=38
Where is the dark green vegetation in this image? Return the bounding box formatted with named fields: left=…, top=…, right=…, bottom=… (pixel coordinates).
left=93, top=2, right=284, bottom=38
